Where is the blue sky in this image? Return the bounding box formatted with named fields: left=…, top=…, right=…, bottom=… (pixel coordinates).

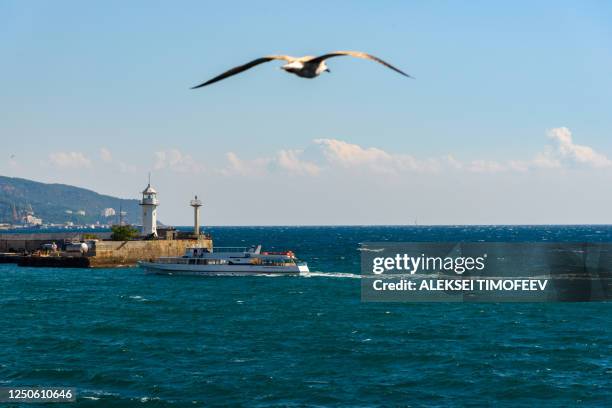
left=1, top=1, right=612, bottom=225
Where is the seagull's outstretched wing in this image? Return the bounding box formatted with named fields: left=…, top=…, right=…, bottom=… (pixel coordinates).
left=191, top=55, right=294, bottom=89
left=309, top=51, right=412, bottom=78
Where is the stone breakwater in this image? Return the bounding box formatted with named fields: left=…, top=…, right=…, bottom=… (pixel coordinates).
left=0, top=232, right=213, bottom=268
left=89, top=238, right=213, bottom=267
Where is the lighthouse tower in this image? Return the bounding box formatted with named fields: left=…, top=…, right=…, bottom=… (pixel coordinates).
left=190, top=195, right=203, bottom=236
left=140, top=178, right=159, bottom=237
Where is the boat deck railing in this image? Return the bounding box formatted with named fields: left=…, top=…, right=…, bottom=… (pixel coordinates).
left=151, top=257, right=298, bottom=267
left=211, top=247, right=249, bottom=253
left=155, top=257, right=229, bottom=265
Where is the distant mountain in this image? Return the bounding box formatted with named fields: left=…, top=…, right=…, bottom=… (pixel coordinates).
left=0, top=175, right=141, bottom=225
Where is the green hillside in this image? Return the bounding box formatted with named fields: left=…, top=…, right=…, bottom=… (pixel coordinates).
left=0, top=175, right=141, bottom=225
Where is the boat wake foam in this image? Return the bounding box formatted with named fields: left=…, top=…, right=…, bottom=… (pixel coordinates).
left=300, top=271, right=361, bottom=279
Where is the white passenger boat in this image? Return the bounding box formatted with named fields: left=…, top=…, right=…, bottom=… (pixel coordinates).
left=138, top=245, right=309, bottom=276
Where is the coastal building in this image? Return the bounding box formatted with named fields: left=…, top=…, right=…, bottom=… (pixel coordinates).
left=23, top=213, right=43, bottom=226
left=101, top=208, right=116, bottom=217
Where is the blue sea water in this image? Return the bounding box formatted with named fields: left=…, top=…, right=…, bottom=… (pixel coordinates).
left=0, top=226, right=610, bottom=407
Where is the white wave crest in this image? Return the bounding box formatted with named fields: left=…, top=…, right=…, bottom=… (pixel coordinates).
left=300, top=271, right=362, bottom=279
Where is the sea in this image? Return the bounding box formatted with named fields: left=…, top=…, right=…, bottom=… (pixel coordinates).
left=0, top=226, right=610, bottom=407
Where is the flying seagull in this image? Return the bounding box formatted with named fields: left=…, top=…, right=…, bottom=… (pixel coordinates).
left=191, top=51, right=412, bottom=89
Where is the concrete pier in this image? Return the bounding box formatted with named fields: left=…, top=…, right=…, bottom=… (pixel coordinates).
left=0, top=232, right=111, bottom=253
left=0, top=233, right=213, bottom=268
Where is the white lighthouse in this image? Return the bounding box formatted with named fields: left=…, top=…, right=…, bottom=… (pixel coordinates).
left=140, top=179, right=159, bottom=237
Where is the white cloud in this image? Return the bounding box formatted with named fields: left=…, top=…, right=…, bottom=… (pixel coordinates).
left=158, top=128, right=610, bottom=180
left=467, top=159, right=506, bottom=173
left=98, top=147, right=138, bottom=173
left=532, top=148, right=561, bottom=169
left=445, top=155, right=464, bottom=170
left=355, top=127, right=607, bottom=175
left=48, top=152, right=92, bottom=169
left=314, top=138, right=392, bottom=167
left=154, top=149, right=206, bottom=173
left=218, top=138, right=449, bottom=177
left=99, top=147, right=113, bottom=163
left=546, top=127, right=611, bottom=168
left=219, top=149, right=320, bottom=177
left=119, top=162, right=139, bottom=174
left=507, top=160, right=530, bottom=172
left=313, top=138, right=443, bottom=174
left=275, top=149, right=321, bottom=176
left=220, top=152, right=271, bottom=176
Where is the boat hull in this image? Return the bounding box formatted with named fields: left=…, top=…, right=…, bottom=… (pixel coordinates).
left=138, top=261, right=309, bottom=276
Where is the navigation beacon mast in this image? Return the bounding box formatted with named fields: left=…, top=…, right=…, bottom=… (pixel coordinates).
left=190, top=195, right=203, bottom=236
